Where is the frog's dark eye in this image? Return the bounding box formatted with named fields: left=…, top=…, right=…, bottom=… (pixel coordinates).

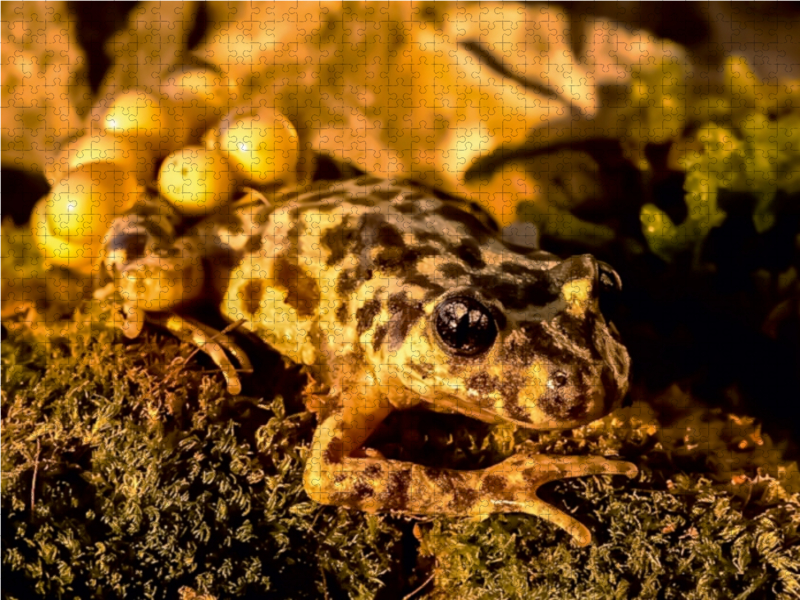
left=597, top=261, right=623, bottom=315
left=597, top=262, right=622, bottom=295
left=434, top=296, right=497, bottom=357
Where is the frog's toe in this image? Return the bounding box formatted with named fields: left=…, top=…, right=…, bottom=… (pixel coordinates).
left=538, top=504, right=592, bottom=548
left=483, top=493, right=593, bottom=546
left=512, top=445, right=638, bottom=480
left=117, top=304, right=145, bottom=339
left=540, top=456, right=638, bottom=479
left=153, top=313, right=249, bottom=395
left=527, top=503, right=592, bottom=547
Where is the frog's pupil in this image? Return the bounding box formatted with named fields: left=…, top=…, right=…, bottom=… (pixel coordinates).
left=435, top=296, right=497, bottom=356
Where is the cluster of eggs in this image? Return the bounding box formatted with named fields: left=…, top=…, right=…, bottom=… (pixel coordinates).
left=31, top=67, right=299, bottom=275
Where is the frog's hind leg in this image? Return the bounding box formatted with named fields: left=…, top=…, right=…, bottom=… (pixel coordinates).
left=305, top=401, right=637, bottom=546
left=149, top=313, right=252, bottom=395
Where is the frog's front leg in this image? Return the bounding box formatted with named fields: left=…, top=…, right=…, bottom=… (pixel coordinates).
left=100, top=209, right=251, bottom=394
left=305, top=388, right=637, bottom=546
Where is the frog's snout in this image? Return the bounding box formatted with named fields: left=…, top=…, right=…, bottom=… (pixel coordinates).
left=536, top=367, right=587, bottom=421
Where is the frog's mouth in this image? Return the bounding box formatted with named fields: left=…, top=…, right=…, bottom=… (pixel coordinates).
left=425, top=333, right=627, bottom=430
left=484, top=367, right=606, bottom=428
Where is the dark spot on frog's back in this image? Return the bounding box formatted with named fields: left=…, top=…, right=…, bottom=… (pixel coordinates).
left=241, top=279, right=265, bottom=315
left=372, top=219, right=404, bottom=249
left=369, top=187, right=403, bottom=202
left=244, top=231, right=265, bottom=253
left=323, top=437, right=344, bottom=464
left=375, top=245, right=439, bottom=275
left=382, top=469, right=411, bottom=510
left=364, top=463, right=384, bottom=478
left=437, top=203, right=493, bottom=243
left=356, top=298, right=382, bottom=335
left=275, top=258, right=320, bottom=317
left=511, top=321, right=574, bottom=366
left=321, top=217, right=358, bottom=266
left=470, top=274, right=558, bottom=310
left=335, top=301, right=349, bottom=325
left=372, top=324, right=388, bottom=351
left=455, top=239, right=486, bottom=270
left=354, top=175, right=384, bottom=187
left=440, top=262, right=468, bottom=278
left=352, top=479, right=375, bottom=501
left=425, top=470, right=480, bottom=512
left=501, top=261, right=543, bottom=278
left=387, top=292, right=425, bottom=350
left=344, top=195, right=377, bottom=207
left=451, top=486, right=480, bottom=512
left=393, top=201, right=418, bottom=215
left=337, top=267, right=370, bottom=297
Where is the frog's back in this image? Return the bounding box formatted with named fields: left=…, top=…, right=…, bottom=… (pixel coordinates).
left=220, top=176, right=502, bottom=368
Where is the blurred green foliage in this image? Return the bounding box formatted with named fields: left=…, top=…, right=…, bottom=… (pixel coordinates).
left=638, top=57, right=800, bottom=262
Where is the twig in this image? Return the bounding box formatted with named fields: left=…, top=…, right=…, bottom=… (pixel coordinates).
left=31, top=438, right=41, bottom=512
left=403, top=573, right=434, bottom=600
left=320, top=566, right=330, bottom=600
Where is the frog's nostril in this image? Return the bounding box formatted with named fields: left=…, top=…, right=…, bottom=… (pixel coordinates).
left=551, top=371, right=569, bottom=388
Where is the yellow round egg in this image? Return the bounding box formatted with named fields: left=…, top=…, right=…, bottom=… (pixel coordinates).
left=157, top=146, right=235, bottom=215
left=162, top=68, right=237, bottom=146
left=219, top=108, right=299, bottom=185
left=31, top=198, right=96, bottom=274
left=102, top=89, right=167, bottom=137
left=44, top=164, right=124, bottom=242
left=101, top=89, right=174, bottom=155
left=47, top=132, right=155, bottom=188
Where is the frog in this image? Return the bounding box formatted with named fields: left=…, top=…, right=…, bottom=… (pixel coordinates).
left=98, top=174, right=637, bottom=547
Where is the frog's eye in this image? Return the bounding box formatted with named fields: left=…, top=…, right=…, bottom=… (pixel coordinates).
left=597, top=261, right=623, bottom=315
left=434, top=296, right=498, bottom=357
left=597, top=261, right=622, bottom=295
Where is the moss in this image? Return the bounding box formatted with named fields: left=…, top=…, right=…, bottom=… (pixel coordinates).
left=1, top=328, right=402, bottom=599
left=2, top=327, right=799, bottom=599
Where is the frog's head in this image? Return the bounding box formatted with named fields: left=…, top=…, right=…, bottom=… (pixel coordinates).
left=370, top=252, right=630, bottom=430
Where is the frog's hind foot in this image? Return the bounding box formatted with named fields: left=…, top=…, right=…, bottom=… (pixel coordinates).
left=306, top=411, right=638, bottom=548
left=480, top=449, right=638, bottom=546
left=149, top=313, right=253, bottom=395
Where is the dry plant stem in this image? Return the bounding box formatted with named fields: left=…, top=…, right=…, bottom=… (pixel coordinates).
left=403, top=573, right=434, bottom=600
left=31, top=438, right=40, bottom=512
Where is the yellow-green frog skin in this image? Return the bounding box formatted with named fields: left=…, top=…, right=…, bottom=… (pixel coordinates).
left=102, top=175, right=637, bottom=546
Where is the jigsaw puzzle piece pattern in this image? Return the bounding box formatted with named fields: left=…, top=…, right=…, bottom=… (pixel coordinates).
left=1, top=1, right=90, bottom=173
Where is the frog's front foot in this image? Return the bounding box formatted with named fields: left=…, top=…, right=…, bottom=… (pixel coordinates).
left=478, top=446, right=638, bottom=546
left=116, top=302, right=146, bottom=340
left=147, top=313, right=253, bottom=395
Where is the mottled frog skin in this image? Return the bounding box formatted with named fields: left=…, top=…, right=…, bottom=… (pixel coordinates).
left=102, top=176, right=637, bottom=546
